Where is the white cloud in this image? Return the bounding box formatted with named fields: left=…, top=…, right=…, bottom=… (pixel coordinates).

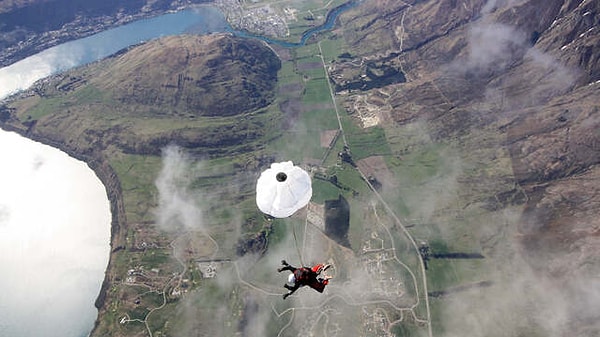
left=0, top=43, right=87, bottom=99
left=481, top=0, right=526, bottom=15
left=154, top=145, right=205, bottom=232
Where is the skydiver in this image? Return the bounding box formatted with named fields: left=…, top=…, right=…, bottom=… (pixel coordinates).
left=277, top=260, right=332, bottom=300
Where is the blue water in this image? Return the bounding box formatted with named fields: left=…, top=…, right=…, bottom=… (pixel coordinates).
left=68, top=7, right=232, bottom=64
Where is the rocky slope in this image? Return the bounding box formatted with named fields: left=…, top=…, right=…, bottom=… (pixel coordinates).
left=339, top=0, right=599, bottom=275
left=332, top=0, right=599, bottom=335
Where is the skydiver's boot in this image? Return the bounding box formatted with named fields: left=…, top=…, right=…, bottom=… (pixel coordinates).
left=322, top=264, right=331, bottom=272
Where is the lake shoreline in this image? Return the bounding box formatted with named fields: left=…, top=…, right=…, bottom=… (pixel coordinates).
left=0, top=120, right=127, bottom=318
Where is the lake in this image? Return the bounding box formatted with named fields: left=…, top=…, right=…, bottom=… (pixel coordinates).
left=0, top=130, right=111, bottom=337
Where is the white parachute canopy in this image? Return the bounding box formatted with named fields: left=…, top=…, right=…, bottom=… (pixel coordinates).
left=256, top=161, right=312, bottom=218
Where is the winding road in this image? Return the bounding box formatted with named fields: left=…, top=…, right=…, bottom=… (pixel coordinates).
left=317, top=40, right=433, bottom=337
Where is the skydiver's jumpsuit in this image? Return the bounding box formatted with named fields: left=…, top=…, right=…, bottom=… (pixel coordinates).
left=278, top=262, right=329, bottom=299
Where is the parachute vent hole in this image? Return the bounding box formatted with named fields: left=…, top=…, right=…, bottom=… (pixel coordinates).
left=276, top=172, right=287, bottom=182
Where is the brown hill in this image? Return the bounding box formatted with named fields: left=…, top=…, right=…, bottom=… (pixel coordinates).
left=98, top=34, right=280, bottom=117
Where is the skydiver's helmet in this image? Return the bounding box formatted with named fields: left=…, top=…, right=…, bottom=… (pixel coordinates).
left=288, top=273, right=296, bottom=284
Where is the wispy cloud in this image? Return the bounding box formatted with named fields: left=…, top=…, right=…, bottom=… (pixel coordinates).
left=437, top=246, right=600, bottom=337
left=0, top=42, right=90, bottom=100
left=464, top=21, right=527, bottom=75
left=480, top=0, right=525, bottom=15
left=154, top=145, right=205, bottom=232
left=450, top=1, right=577, bottom=113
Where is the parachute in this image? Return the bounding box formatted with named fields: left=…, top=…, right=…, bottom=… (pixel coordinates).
left=255, top=161, right=312, bottom=218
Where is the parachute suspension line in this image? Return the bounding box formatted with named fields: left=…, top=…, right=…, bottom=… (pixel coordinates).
left=291, top=216, right=305, bottom=267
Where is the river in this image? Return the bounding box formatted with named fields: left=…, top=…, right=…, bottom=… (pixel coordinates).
left=0, top=3, right=357, bottom=336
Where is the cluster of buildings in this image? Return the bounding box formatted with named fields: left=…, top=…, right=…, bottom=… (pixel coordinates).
left=215, top=0, right=289, bottom=38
